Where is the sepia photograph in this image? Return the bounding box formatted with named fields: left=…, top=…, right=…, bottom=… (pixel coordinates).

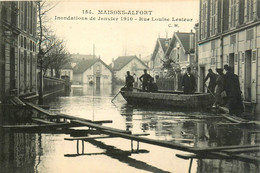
left=0, top=0, right=260, bottom=172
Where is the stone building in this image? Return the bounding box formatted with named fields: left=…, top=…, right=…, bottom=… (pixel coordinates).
left=150, top=38, right=171, bottom=78
left=110, top=55, right=149, bottom=83
left=0, top=1, right=38, bottom=102
left=198, top=0, right=260, bottom=116
left=73, top=57, right=112, bottom=85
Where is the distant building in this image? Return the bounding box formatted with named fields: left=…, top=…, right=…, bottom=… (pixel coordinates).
left=150, top=38, right=171, bottom=78
left=198, top=0, right=260, bottom=116
left=0, top=1, right=38, bottom=102
left=73, top=57, right=112, bottom=85
left=164, top=32, right=196, bottom=90
left=60, top=62, right=73, bottom=81
left=110, top=55, right=149, bottom=82
left=165, top=32, right=195, bottom=72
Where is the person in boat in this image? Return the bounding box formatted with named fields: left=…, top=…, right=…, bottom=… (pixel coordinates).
left=125, top=71, right=134, bottom=91
left=214, top=68, right=226, bottom=107
left=182, top=67, right=196, bottom=94
left=139, top=69, right=152, bottom=91
left=224, top=65, right=244, bottom=116
left=204, top=68, right=217, bottom=93
left=147, top=78, right=158, bottom=92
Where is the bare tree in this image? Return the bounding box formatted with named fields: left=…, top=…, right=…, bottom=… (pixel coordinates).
left=36, top=1, right=69, bottom=78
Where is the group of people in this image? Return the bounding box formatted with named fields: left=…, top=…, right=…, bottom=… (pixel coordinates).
left=204, top=65, right=244, bottom=116
left=125, top=69, right=158, bottom=92
left=126, top=66, right=244, bottom=116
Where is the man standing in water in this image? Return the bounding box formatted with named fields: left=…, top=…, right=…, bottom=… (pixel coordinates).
left=224, top=65, right=244, bottom=116
left=204, top=69, right=217, bottom=93
left=182, top=67, right=196, bottom=94
left=139, top=69, right=152, bottom=91
left=125, top=71, right=134, bottom=91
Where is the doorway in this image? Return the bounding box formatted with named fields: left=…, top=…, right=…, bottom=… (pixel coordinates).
left=10, top=47, right=15, bottom=90
left=96, top=76, right=100, bottom=87
left=229, top=53, right=235, bottom=73
left=199, top=66, right=205, bottom=92
left=245, top=50, right=252, bottom=101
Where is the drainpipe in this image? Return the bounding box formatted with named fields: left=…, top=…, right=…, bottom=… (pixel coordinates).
left=220, top=0, right=224, bottom=68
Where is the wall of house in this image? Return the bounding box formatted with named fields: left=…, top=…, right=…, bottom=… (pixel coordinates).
left=151, top=47, right=164, bottom=77
left=169, top=41, right=190, bottom=70
left=198, top=23, right=260, bottom=115
left=115, top=58, right=148, bottom=82
left=0, top=2, right=37, bottom=102
left=73, top=73, right=82, bottom=84
left=82, top=62, right=112, bottom=84
left=61, top=69, right=73, bottom=80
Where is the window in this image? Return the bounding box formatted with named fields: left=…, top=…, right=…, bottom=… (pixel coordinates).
left=24, top=2, right=27, bottom=31
left=20, top=36, right=23, bottom=47
left=200, top=0, right=208, bottom=39
left=246, top=29, right=254, bottom=40
left=210, top=0, right=217, bottom=35
left=30, top=40, right=32, bottom=51
left=11, top=2, right=18, bottom=27
left=24, top=37, right=26, bottom=49
left=24, top=50, right=27, bottom=82
left=246, top=0, right=254, bottom=22
left=230, top=0, right=238, bottom=28
left=230, top=34, right=236, bottom=44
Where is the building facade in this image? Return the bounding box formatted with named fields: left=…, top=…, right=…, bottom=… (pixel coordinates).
left=165, top=32, right=196, bottom=72
left=60, top=62, right=73, bottom=81
left=0, top=1, right=37, bottom=102
left=73, top=58, right=112, bottom=85
left=198, top=0, right=260, bottom=116
left=150, top=38, right=171, bottom=78
left=111, top=55, right=149, bottom=83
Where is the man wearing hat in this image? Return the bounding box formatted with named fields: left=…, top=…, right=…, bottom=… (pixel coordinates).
left=125, top=71, right=134, bottom=91
left=214, top=68, right=225, bottom=106
left=139, top=69, right=152, bottom=91
left=224, top=65, right=244, bottom=116
left=204, top=68, right=217, bottom=93
left=182, top=67, right=196, bottom=94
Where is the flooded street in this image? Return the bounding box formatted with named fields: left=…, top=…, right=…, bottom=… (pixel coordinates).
left=0, top=84, right=259, bottom=173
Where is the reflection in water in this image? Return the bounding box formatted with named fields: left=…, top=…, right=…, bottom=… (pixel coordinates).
left=0, top=84, right=259, bottom=173
left=84, top=139, right=170, bottom=173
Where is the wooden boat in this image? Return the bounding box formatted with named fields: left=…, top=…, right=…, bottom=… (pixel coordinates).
left=120, top=87, right=214, bottom=109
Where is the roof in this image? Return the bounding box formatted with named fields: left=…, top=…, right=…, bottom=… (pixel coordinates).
left=61, top=62, right=73, bottom=69
left=151, top=38, right=171, bottom=60
left=73, top=58, right=112, bottom=74
left=141, top=54, right=152, bottom=63
left=165, top=32, right=195, bottom=56
left=70, top=54, right=97, bottom=63
left=110, top=55, right=148, bottom=71
left=175, top=32, right=194, bottom=53
left=159, top=38, right=170, bottom=53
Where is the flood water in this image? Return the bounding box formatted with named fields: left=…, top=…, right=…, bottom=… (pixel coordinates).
left=0, top=84, right=259, bottom=173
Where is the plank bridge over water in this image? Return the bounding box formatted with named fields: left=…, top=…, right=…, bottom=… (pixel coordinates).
left=1, top=97, right=260, bottom=172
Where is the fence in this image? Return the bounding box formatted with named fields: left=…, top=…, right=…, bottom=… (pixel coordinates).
left=42, top=76, right=65, bottom=94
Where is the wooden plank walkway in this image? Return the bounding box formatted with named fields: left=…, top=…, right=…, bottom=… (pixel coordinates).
left=2, top=100, right=260, bottom=168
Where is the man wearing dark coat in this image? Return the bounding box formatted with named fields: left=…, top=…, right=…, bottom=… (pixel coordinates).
left=224, top=66, right=244, bottom=116
left=147, top=78, right=158, bottom=92
left=139, top=69, right=152, bottom=91
left=204, top=69, right=217, bottom=93
left=182, top=67, right=196, bottom=94
left=125, top=71, right=134, bottom=91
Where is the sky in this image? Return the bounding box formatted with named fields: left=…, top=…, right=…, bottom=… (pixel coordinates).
left=47, top=1, right=199, bottom=64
